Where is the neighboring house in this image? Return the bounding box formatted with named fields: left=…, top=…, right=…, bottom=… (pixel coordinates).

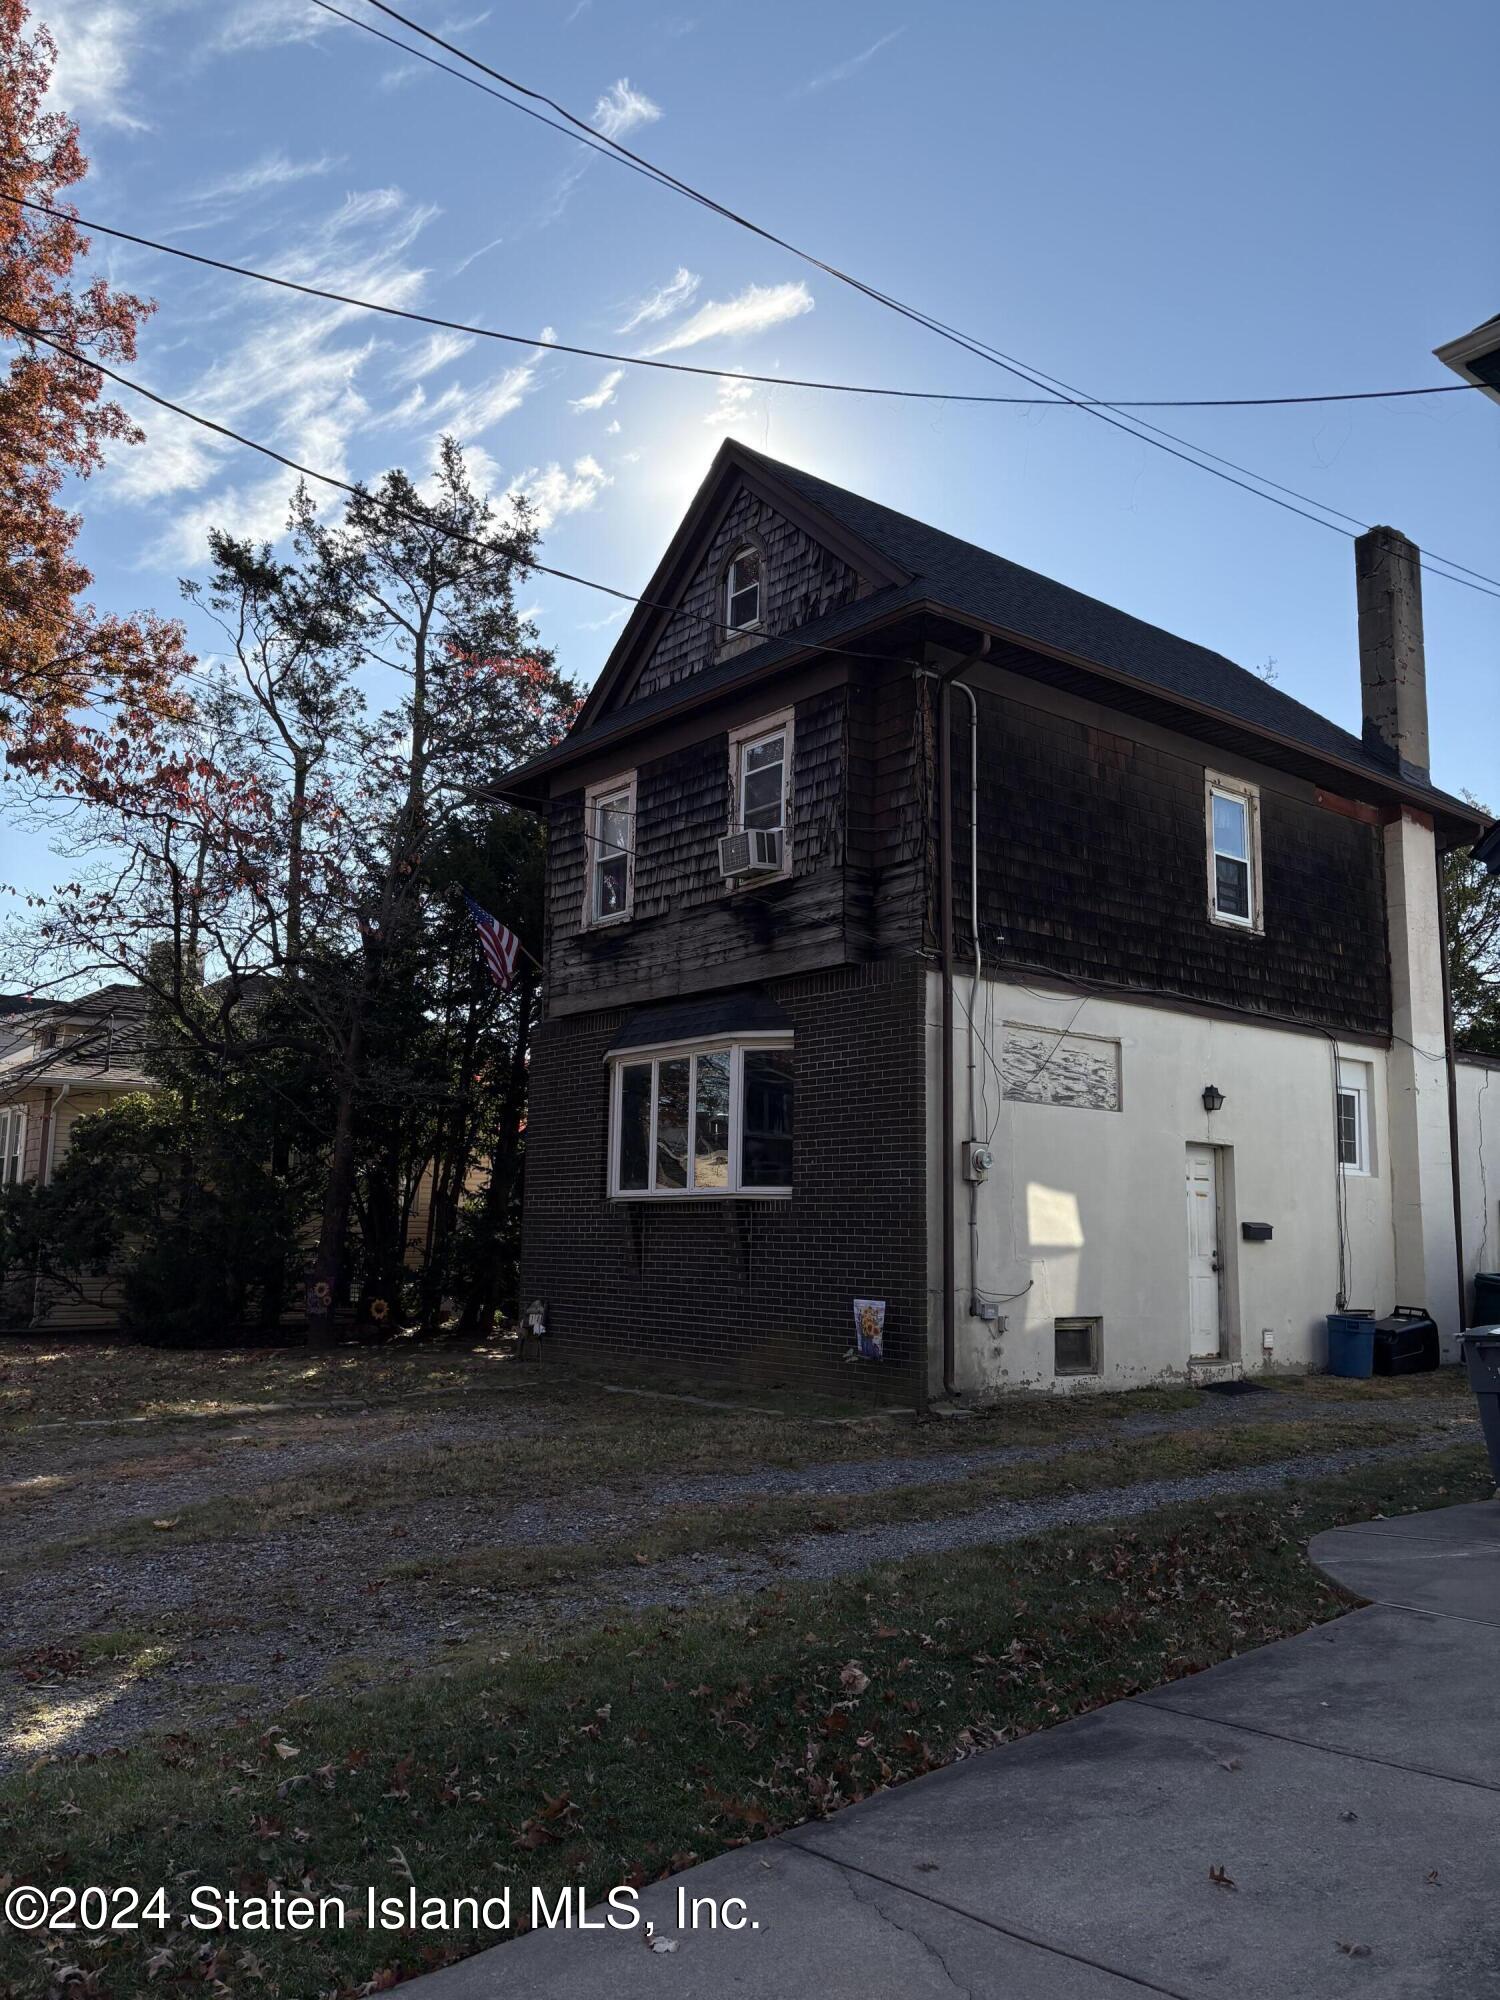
left=496, top=439, right=1500, bottom=1400
left=0, top=982, right=446, bottom=1331
left=1435, top=314, right=1500, bottom=407
left=0, top=984, right=155, bottom=1328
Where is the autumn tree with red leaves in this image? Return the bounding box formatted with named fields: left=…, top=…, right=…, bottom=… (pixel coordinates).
left=0, top=0, right=188, bottom=778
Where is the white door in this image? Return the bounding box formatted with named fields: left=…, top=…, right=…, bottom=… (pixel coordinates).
left=1185, top=1143, right=1222, bottom=1359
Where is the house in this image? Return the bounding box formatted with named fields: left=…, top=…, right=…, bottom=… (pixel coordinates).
left=0, top=984, right=156, bottom=1327
left=494, top=440, right=1500, bottom=1399
left=1435, top=314, right=1500, bottom=407
left=0, top=981, right=450, bottom=1331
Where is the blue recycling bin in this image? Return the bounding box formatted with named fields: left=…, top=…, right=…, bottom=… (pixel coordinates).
left=1326, top=1311, right=1376, bottom=1379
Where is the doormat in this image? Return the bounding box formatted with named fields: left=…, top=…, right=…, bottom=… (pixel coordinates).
left=1200, top=1378, right=1272, bottom=1397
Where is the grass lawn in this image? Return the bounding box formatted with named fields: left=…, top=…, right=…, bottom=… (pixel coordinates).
left=0, top=1442, right=1489, bottom=2000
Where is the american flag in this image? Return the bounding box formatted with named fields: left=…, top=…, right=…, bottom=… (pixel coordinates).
left=463, top=893, right=522, bottom=993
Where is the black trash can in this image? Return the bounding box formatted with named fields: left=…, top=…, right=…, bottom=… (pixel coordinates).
left=1475, top=1273, right=1500, bottom=1327
left=1370, top=1306, right=1440, bottom=1376
left=1461, top=1332, right=1500, bottom=1487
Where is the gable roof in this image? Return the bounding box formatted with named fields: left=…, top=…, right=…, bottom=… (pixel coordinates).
left=497, top=440, right=1484, bottom=837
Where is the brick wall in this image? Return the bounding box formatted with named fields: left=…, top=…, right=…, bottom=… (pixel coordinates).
left=522, top=958, right=927, bottom=1394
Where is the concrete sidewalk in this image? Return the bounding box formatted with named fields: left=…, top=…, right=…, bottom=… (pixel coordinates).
left=413, top=1501, right=1500, bottom=1998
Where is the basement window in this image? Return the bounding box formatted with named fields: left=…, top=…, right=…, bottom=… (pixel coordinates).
left=1205, top=773, right=1261, bottom=931
left=582, top=772, right=636, bottom=928
left=608, top=1038, right=793, bottom=1197
left=1054, top=1316, right=1102, bottom=1377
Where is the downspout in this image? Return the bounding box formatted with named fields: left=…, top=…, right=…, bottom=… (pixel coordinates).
left=956, top=680, right=982, bottom=1321
left=1435, top=841, right=1468, bottom=1332
left=937, top=635, right=991, bottom=1397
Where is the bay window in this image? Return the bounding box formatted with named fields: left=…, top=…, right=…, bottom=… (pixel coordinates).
left=608, top=1038, right=793, bottom=1197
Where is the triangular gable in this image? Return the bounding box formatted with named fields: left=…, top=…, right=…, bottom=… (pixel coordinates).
left=575, top=439, right=909, bottom=729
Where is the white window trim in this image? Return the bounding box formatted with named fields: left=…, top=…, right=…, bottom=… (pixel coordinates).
left=726, top=708, right=794, bottom=884
left=581, top=771, right=637, bottom=930
left=1205, top=771, right=1263, bottom=933
left=606, top=1034, right=793, bottom=1199
left=0, top=1104, right=26, bottom=1187
left=1336, top=1059, right=1375, bottom=1176
left=723, top=545, right=763, bottom=636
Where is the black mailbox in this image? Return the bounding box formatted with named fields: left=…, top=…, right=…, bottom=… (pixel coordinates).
left=1241, top=1222, right=1273, bottom=1243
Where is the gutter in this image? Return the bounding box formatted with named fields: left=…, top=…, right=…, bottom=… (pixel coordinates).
left=935, top=634, right=991, bottom=1398
left=1435, top=844, right=1469, bottom=1332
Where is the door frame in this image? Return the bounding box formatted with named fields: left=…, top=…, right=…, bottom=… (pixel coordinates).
left=1185, top=1141, right=1238, bottom=1363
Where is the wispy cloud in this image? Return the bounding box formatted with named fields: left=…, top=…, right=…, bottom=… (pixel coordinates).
left=41, top=0, right=150, bottom=133
left=592, top=77, right=662, bottom=140
left=389, top=330, right=477, bottom=385
left=640, top=281, right=813, bottom=355
left=569, top=368, right=624, bottom=413
left=116, top=186, right=446, bottom=563
left=538, top=77, right=664, bottom=227
left=191, top=151, right=343, bottom=205
left=794, top=27, right=905, bottom=96
left=505, top=455, right=613, bottom=532
left=616, top=266, right=700, bottom=334
left=424, top=361, right=542, bottom=440
left=703, top=372, right=755, bottom=428
left=209, top=0, right=330, bottom=54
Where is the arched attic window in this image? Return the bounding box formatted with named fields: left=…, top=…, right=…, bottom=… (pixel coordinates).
left=723, top=545, right=763, bottom=635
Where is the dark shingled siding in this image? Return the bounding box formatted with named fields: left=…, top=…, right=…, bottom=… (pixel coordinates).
left=522, top=959, right=928, bottom=1392
left=627, top=487, right=864, bottom=704
left=544, top=687, right=855, bottom=1013
left=948, top=687, right=1392, bottom=1037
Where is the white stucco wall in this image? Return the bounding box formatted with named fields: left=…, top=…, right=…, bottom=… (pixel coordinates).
left=925, top=971, right=1404, bottom=1396
left=1457, top=1056, right=1500, bottom=1322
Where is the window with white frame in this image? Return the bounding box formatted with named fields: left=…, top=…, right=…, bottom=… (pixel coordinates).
left=724, top=547, right=762, bottom=634
left=609, top=1038, right=793, bottom=1196
left=1206, top=773, right=1261, bottom=930
left=583, top=773, right=635, bottom=927
left=0, top=1105, right=25, bottom=1187
left=1336, top=1058, right=1374, bottom=1175
left=727, top=709, right=793, bottom=858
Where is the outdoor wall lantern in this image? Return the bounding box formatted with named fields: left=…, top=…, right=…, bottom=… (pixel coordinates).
left=1202, top=1084, right=1225, bottom=1114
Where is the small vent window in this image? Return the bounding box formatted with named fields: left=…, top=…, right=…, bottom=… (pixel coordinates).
left=725, top=548, right=761, bottom=633
left=1054, top=1316, right=1102, bottom=1377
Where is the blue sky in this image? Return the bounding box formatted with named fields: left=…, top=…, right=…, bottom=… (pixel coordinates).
left=13, top=0, right=1499, bottom=893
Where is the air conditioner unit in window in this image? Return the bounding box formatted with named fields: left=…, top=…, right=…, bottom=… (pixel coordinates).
left=719, top=828, right=783, bottom=879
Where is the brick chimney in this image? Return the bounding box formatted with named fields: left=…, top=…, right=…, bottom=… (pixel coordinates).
left=1356, top=526, right=1429, bottom=780
left=1355, top=529, right=1461, bottom=1341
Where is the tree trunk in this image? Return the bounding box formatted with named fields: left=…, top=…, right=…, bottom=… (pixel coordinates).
left=459, top=972, right=534, bottom=1334
left=305, top=1010, right=364, bottom=1348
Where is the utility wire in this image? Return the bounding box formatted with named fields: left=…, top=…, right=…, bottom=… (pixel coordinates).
left=0, top=311, right=924, bottom=667
left=0, top=190, right=1481, bottom=416
left=319, top=0, right=1500, bottom=600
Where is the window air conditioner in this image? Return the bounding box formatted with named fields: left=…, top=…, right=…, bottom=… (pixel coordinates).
left=719, top=828, right=783, bottom=879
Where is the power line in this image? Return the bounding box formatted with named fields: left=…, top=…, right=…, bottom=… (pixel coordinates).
left=4, top=189, right=1482, bottom=416
left=320, top=0, right=1500, bottom=601
left=0, top=311, right=925, bottom=667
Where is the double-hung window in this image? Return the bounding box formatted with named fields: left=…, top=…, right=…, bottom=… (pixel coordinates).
left=724, top=547, right=762, bottom=634
left=609, top=1038, right=793, bottom=1196
left=1206, top=773, right=1261, bottom=930
left=583, top=773, right=635, bottom=927
left=1335, top=1058, right=1374, bottom=1175
left=727, top=709, right=793, bottom=878
left=0, top=1105, right=25, bottom=1187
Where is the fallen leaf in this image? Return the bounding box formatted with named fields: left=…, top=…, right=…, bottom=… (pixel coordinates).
left=1336, top=1941, right=1372, bottom=1959
left=151, top=1519, right=178, bottom=1531
left=1208, top=1865, right=1236, bottom=1892
left=840, top=1663, right=870, bottom=1696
